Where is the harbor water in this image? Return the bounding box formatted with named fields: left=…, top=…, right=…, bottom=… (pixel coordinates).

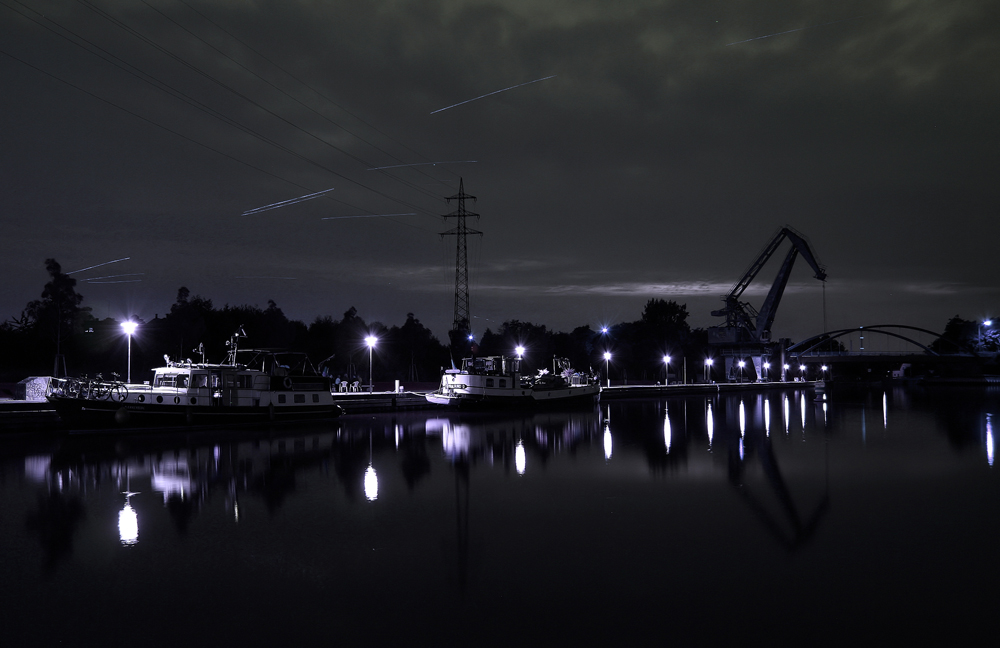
left=1, top=385, right=997, bottom=645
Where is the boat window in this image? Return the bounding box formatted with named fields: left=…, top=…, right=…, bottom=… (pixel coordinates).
left=278, top=394, right=286, bottom=404
left=500, top=379, right=506, bottom=388
left=224, top=374, right=236, bottom=387
left=177, top=375, right=189, bottom=388
left=211, top=374, right=221, bottom=388
left=237, top=375, right=253, bottom=389
left=193, top=374, right=208, bottom=388
left=312, top=394, right=319, bottom=403
left=294, top=394, right=306, bottom=404
left=486, top=378, right=494, bottom=387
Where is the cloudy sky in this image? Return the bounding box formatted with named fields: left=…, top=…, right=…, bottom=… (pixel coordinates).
left=2, top=0, right=998, bottom=344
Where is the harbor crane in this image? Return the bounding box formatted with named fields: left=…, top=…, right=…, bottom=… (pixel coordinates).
left=708, top=226, right=827, bottom=381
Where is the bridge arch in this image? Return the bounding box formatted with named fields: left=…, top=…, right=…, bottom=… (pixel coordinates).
left=787, top=324, right=976, bottom=357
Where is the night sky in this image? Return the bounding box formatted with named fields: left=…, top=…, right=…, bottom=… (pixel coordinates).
left=2, top=1, right=998, bottom=343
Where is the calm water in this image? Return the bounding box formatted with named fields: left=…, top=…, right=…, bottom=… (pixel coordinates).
left=1, top=386, right=998, bottom=645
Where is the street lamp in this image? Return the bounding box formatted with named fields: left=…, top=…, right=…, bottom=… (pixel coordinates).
left=603, top=351, right=612, bottom=387
left=738, top=360, right=745, bottom=384
left=763, top=362, right=771, bottom=382
left=980, top=320, right=993, bottom=350
left=782, top=363, right=789, bottom=382
left=799, top=364, right=807, bottom=381
left=663, top=355, right=670, bottom=386
left=515, top=345, right=525, bottom=359
left=121, top=320, right=138, bottom=383
left=365, top=335, right=378, bottom=393
left=704, top=358, right=713, bottom=383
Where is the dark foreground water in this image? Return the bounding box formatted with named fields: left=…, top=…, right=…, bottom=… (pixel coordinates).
left=1, top=385, right=998, bottom=646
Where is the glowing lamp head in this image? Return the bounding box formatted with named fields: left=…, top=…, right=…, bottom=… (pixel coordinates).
left=799, top=365, right=807, bottom=371
left=121, top=321, right=138, bottom=336
left=822, top=365, right=828, bottom=371
left=603, top=352, right=611, bottom=361
left=783, top=364, right=790, bottom=370
left=515, top=345, right=525, bottom=357
left=705, top=358, right=713, bottom=367
left=468, top=334, right=474, bottom=341
left=663, top=355, right=670, bottom=364
left=764, top=362, right=771, bottom=369
left=601, top=327, right=608, bottom=334
left=738, top=360, right=745, bottom=368
left=365, top=335, right=378, bottom=349
left=986, top=320, right=993, bottom=327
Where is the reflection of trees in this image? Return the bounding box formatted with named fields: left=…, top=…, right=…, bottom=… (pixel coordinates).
left=400, top=435, right=431, bottom=491
left=25, top=491, right=85, bottom=571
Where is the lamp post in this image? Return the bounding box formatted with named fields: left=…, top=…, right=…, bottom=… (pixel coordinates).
left=783, top=363, right=789, bottom=382
left=121, top=321, right=137, bottom=383
left=738, top=360, right=745, bottom=384
left=980, top=320, right=993, bottom=350
left=799, top=364, right=807, bottom=381
left=763, top=362, right=770, bottom=382
left=704, top=358, right=713, bottom=383
left=603, top=351, right=611, bottom=387
left=515, top=345, right=525, bottom=359
left=663, top=355, right=670, bottom=386
left=365, top=335, right=378, bottom=393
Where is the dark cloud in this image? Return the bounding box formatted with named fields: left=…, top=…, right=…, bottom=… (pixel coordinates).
left=2, top=0, right=998, bottom=342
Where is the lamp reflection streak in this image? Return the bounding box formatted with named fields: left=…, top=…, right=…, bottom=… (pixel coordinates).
left=664, top=404, right=672, bottom=454
left=987, top=414, right=994, bottom=467
left=119, top=493, right=138, bottom=546
left=706, top=402, right=714, bottom=448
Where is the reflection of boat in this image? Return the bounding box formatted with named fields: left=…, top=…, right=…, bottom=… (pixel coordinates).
left=426, top=356, right=601, bottom=409
left=47, top=344, right=343, bottom=428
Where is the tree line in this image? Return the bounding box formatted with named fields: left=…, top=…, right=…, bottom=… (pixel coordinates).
left=2, top=259, right=995, bottom=385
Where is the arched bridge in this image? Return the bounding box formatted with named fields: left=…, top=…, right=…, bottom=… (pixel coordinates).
left=783, top=324, right=980, bottom=379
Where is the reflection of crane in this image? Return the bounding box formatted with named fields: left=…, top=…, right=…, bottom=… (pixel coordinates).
left=708, top=226, right=827, bottom=380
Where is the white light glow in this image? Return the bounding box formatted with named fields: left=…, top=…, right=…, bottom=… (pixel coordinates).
left=883, top=392, right=888, bottom=429
left=365, top=335, right=378, bottom=348
left=515, top=440, right=526, bottom=475
left=515, top=345, right=525, bottom=357
left=707, top=402, right=714, bottom=447
left=364, top=465, right=378, bottom=501
left=987, top=414, right=994, bottom=467
left=783, top=395, right=790, bottom=434
left=764, top=398, right=771, bottom=436
left=121, top=321, right=137, bottom=336
left=664, top=406, right=672, bottom=454
left=739, top=400, right=746, bottom=437
left=603, top=428, right=613, bottom=460
left=119, top=503, right=138, bottom=545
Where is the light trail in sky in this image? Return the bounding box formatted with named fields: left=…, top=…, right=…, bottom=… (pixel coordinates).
left=84, top=273, right=145, bottom=281
left=430, top=75, right=556, bottom=114
left=234, top=276, right=297, bottom=280
left=726, top=16, right=866, bottom=46
left=67, top=257, right=130, bottom=275
left=321, top=213, right=417, bottom=220
left=367, top=161, right=477, bottom=170
left=86, top=279, right=142, bottom=284
left=241, top=187, right=335, bottom=215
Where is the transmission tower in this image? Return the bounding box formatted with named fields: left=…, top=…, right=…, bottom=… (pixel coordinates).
left=440, top=178, right=482, bottom=338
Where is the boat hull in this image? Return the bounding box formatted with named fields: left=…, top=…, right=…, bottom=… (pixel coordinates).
left=47, top=395, right=343, bottom=429
left=425, top=384, right=600, bottom=409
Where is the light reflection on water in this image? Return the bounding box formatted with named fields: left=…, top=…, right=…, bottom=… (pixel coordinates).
left=2, top=386, right=999, bottom=644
